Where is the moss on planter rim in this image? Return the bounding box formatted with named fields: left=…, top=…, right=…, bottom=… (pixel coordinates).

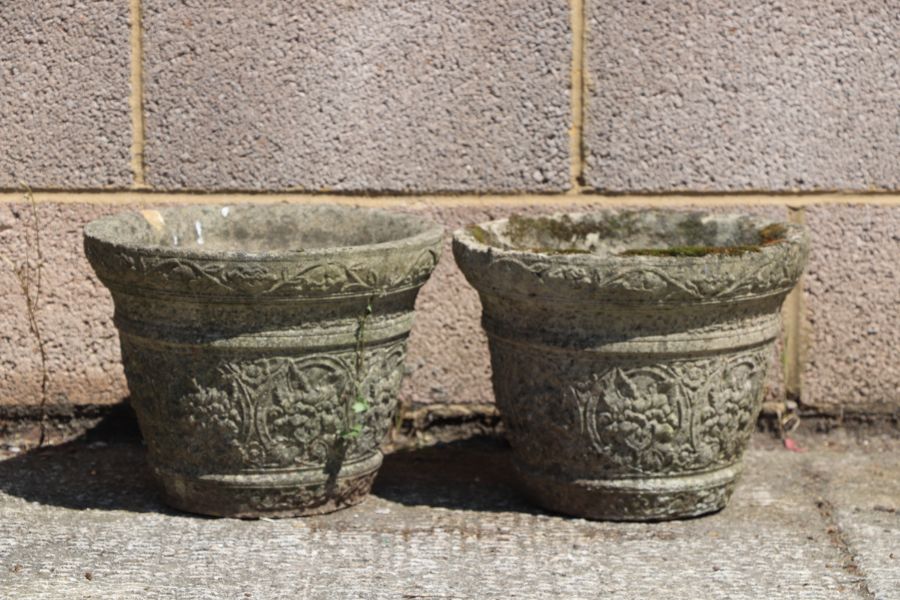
left=466, top=224, right=492, bottom=245
left=618, top=245, right=762, bottom=257
left=528, top=247, right=593, bottom=255
left=620, top=222, right=789, bottom=258
left=506, top=213, right=641, bottom=248
left=467, top=214, right=789, bottom=259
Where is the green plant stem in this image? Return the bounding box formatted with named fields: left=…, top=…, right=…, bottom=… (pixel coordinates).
left=342, top=296, right=375, bottom=439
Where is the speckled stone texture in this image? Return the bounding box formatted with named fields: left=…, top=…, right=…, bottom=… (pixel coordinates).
left=584, top=1, right=900, bottom=191
left=803, top=204, right=900, bottom=414
left=0, top=203, right=126, bottom=409
left=141, top=0, right=571, bottom=192
left=0, top=1, right=132, bottom=188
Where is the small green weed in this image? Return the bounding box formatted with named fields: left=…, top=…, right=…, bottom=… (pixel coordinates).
left=341, top=296, right=374, bottom=440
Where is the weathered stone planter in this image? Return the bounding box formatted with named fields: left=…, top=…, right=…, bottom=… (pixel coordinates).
left=85, top=204, right=442, bottom=517
left=454, top=210, right=808, bottom=520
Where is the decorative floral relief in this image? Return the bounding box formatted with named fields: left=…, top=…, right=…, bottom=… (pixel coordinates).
left=589, top=482, right=734, bottom=520
left=522, top=468, right=734, bottom=520
left=355, top=343, right=407, bottom=450
left=484, top=245, right=805, bottom=303
left=580, top=366, right=684, bottom=473
left=121, top=340, right=407, bottom=473
left=220, top=471, right=377, bottom=516
left=491, top=343, right=770, bottom=477
left=86, top=240, right=439, bottom=297
left=161, top=469, right=378, bottom=517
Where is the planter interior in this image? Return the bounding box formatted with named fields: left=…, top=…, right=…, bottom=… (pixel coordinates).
left=467, top=210, right=788, bottom=257
left=85, top=204, right=442, bottom=518
left=454, top=210, right=808, bottom=521
left=86, top=204, right=434, bottom=253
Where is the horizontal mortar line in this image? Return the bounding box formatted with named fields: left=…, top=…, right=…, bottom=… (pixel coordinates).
left=2, top=190, right=900, bottom=207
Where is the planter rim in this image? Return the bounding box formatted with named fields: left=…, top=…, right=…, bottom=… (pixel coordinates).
left=452, top=209, right=808, bottom=305
left=453, top=209, right=806, bottom=267
left=84, top=203, right=444, bottom=262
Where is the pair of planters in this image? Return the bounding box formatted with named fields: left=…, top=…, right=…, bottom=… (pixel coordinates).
left=84, top=205, right=807, bottom=521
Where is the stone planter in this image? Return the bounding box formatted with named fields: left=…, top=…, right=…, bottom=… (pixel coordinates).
left=85, top=204, right=442, bottom=517
left=453, top=210, right=808, bottom=520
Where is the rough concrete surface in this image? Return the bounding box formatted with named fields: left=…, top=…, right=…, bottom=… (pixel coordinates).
left=0, top=203, right=127, bottom=409
left=0, top=432, right=896, bottom=599
left=0, top=202, right=790, bottom=422
left=803, top=204, right=900, bottom=414
left=141, top=0, right=571, bottom=192
left=806, top=447, right=900, bottom=600
left=0, top=1, right=132, bottom=188
left=584, top=1, right=900, bottom=191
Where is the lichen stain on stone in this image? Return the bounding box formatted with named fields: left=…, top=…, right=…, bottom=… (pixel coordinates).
left=505, top=212, right=641, bottom=249
left=140, top=209, right=165, bottom=234
left=758, top=223, right=787, bottom=245
left=466, top=224, right=492, bottom=245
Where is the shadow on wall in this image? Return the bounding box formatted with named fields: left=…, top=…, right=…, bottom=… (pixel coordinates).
left=0, top=412, right=537, bottom=517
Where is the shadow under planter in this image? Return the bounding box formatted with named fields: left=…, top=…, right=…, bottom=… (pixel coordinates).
left=0, top=430, right=535, bottom=518
left=372, top=437, right=540, bottom=514
left=83, top=204, right=443, bottom=518
left=453, top=210, right=808, bottom=521
left=0, top=441, right=166, bottom=515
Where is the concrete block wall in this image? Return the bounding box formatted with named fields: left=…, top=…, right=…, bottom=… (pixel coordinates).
left=1, top=0, right=897, bottom=435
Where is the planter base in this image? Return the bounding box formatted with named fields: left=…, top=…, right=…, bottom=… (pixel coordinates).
left=154, top=452, right=383, bottom=518
left=515, top=461, right=742, bottom=521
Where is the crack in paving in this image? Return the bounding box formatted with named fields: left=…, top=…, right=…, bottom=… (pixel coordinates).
left=805, top=464, right=877, bottom=600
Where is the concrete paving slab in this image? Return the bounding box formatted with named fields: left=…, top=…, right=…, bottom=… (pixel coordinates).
left=0, top=435, right=894, bottom=599
left=807, top=449, right=900, bottom=600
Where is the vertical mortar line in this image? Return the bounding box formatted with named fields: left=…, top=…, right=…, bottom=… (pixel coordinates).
left=568, top=0, right=586, bottom=192
left=129, top=0, right=146, bottom=188
left=783, top=206, right=806, bottom=401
